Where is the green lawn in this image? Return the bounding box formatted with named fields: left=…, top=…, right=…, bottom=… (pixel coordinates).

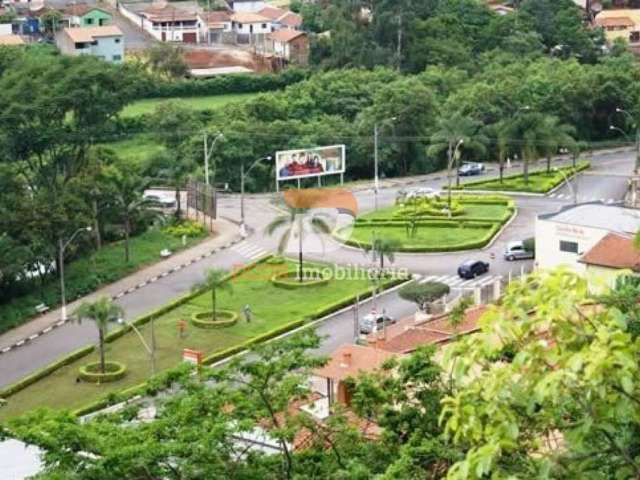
left=100, top=135, right=165, bottom=170
left=0, top=261, right=376, bottom=418
left=451, top=162, right=589, bottom=194
left=348, top=224, right=495, bottom=250
left=0, top=228, right=206, bottom=334
left=121, top=93, right=260, bottom=117
left=361, top=202, right=509, bottom=222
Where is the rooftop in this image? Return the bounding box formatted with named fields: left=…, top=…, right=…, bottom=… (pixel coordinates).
left=198, top=10, right=231, bottom=26
left=277, top=10, right=302, bottom=28
left=596, top=16, right=635, bottom=28
left=313, top=344, right=396, bottom=382
left=269, top=29, right=305, bottom=43
left=141, top=5, right=197, bottom=22
left=63, top=4, right=109, bottom=17
left=538, top=203, right=640, bottom=236
left=257, top=5, right=286, bottom=21
left=579, top=233, right=640, bottom=270
left=63, top=25, right=123, bottom=42
left=230, top=11, right=269, bottom=23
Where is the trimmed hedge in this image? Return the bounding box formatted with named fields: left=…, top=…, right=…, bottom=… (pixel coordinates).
left=136, top=68, right=309, bottom=99
left=448, top=162, right=590, bottom=193
left=271, top=270, right=330, bottom=289
left=79, top=361, right=127, bottom=384
left=190, top=310, right=238, bottom=329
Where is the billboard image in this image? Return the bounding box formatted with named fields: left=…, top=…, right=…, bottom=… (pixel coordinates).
left=276, top=145, right=346, bottom=181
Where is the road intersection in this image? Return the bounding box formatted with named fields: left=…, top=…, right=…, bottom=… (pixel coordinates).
left=0, top=148, right=634, bottom=388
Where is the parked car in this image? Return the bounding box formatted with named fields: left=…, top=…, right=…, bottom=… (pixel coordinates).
left=458, top=162, right=485, bottom=176
left=144, top=194, right=176, bottom=209
left=504, top=241, right=535, bottom=261
left=359, top=312, right=395, bottom=334
left=457, top=260, right=490, bottom=279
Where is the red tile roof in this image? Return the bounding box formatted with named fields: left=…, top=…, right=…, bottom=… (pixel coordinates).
left=313, top=344, right=397, bottom=382
left=369, top=306, right=487, bottom=354
left=278, top=10, right=302, bottom=28
left=579, top=233, right=640, bottom=270
left=269, top=29, right=306, bottom=43
left=596, top=16, right=635, bottom=28
left=142, top=5, right=197, bottom=23
left=257, top=5, right=287, bottom=20
left=199, top=10, right=231, bottom=26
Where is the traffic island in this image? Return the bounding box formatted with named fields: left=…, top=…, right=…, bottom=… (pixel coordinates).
left=271, top=269, right=330, bottom=289
left=78, top=361, right=127, bottom=384
left=191, top=311, right=238, bottom=329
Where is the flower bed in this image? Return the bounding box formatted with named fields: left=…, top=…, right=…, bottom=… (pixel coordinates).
left=271, top=269, right=330, bottom=289
left=78, top=361, right=127, bottom=384
left=190, top=310, right=239, bottom=329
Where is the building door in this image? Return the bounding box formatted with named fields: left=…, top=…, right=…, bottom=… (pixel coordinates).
left=161, top=31, right=166, bottom=41
left=183, top=32, right=197, bottom=43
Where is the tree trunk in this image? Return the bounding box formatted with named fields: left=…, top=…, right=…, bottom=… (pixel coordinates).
left=447, top=141, right=453, bottom=217
left=99, top=327, right=106, bottom=374
left=124, top=215, right=131, bottom=263
left=499, top=151, right=504, bottom=184
left=298, top=216, right=303, bottom=282
left=380, top=254, right=384, bottom=271
left=522, top=149, right=529, bottom=185
left=92, top=199, right=102, bottom=250
left=546, top=154, right=551, bottom=173
left=572, top=152, right=577, bottom=168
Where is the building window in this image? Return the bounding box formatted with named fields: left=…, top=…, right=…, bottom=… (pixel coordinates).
left=112, top=54, right=122, bottom=61
left=115, top=38, right=121, bottom=43
left=559, top=240, right=579, bottom=253
left=262, top=23, right=266, bottom=29
left=86, top=18, right=93, bottom=24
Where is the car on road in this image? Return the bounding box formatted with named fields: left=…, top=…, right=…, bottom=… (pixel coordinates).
left=504, top=241, right=535, bottom=261
left=144, top=194, right=176, bottom=209
left=457, top=260, right=490, bottom=279
left=458, top=162, right=485, bottom=176
left=359, top=312, right=395, bottom=334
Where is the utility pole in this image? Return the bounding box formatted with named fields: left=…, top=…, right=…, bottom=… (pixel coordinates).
left=374, top=123, right=379, bottom=211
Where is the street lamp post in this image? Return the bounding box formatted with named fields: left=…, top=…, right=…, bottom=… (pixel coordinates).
left=614, top=108, right=640, bottom=172
left=374, top=116, right=397, bottom=211
left=203, top=132, right=224, bottom=186
left=240, top=155, right=272, bottom=237
left=553, top=167, right=577, bottom=205
left=59, top=226, right=92, bottom=321
left=447, top=139, right=464, bottom=218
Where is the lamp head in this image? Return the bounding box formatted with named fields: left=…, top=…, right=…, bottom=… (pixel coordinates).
left=86, top=226, right=92, bottom=232
left=616, top=107, right=623, bottom=113
left=609, top=125, right=616, bottom=130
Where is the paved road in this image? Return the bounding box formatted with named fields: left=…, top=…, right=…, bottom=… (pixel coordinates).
left=0, top=149, right=634, bottom=388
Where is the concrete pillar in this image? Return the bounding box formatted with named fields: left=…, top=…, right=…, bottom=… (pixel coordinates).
left=493, top=277, right=502, bottom=301
left=474, top=287, right=482, bottom=305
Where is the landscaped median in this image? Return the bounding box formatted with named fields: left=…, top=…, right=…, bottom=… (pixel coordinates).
left=336, top=195, right=515, bottom=253
left=447, top=161, right=590, bottom=194
left=0, top=256, right=407, bottom=420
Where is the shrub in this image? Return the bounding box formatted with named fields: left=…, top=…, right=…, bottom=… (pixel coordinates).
left=163, top=220, right=207, bottom=238
left=78, top=361, right=127, bottom=383
left=190, top=310, right=238, bottom=329
left=399, top=281, right=450, bottom=311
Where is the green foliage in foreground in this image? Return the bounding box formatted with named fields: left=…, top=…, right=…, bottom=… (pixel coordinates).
left=11, top=270, right=639, bottom=479
left=0, top=228, right=206, bottom=334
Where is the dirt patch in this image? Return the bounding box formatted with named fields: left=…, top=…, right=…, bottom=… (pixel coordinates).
left=182, top=47, right=273, bottom=73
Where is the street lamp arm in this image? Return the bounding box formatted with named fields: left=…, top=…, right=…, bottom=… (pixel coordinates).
left=244, top=156, right=272, bottom=178
left=62, top=226, right=92, bottom=252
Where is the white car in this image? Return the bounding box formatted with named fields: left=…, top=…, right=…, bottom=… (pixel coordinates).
left=144, top=194, right=176, bottom=209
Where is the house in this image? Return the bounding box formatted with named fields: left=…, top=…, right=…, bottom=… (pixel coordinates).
left=227, top=0, right=266, bottom=13
left=257, top=5, right=302, bottom=30
left=366, top=305, right=487, bottom=354
left=312, top=344, right=397, bottom=407
left=57, top=25, right=124, bottom=63
left=578, top=233, right=640, bottom=288
left=594, top=9, right=640, bottom=44
left=62, top=4, right=112, bottom=28
left=535, top=203, right=640, bottom=274
left=197, top=10, right=232, bottom=44
left=0, top=33, right=24, bottom=44
left=268, top=29, right=308, bottom=65
left=230, top=11, right=271, bottom=44
left=119, top=3, right=199, bottom=43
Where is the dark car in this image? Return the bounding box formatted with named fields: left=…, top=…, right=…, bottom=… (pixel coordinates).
left=458, top=162, right=485, bottom=176
left=457, top=260, right=490, bottom=279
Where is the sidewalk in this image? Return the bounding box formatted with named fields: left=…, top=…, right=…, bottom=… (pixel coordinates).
left=0, top=218, right=240, bottom=352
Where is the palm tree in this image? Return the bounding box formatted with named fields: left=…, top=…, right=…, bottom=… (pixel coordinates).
left=539, top=116, right=576, bottom=173
left=485, top=122, right=510, bottom=184
left=75, top=297, right=123, bottom=374
left=104, top=167, right=158, bottom=263
left=365, top=232, right=401, bottom=270
left=504, top=112, right=554, bottom=184
left=192, top=268, right=233, bottom=321
left=265, top=206, right=331, bottom=283
left=428, top=113, right=488, bottom=210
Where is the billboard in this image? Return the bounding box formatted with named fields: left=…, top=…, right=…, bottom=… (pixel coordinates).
left=276, top=145, right=346, bottom=181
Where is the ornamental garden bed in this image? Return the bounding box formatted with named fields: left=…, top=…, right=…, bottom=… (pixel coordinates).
left=78, top=361, right=127, bottom=384
left=271, top=269, right=330, bottom=288
left=191, top=310, right=239, bottom=329
left=340, top=195, right=514, bottom=252
left=447, top=161, right=590, bottom=194
left=0, top=258, right=398, bottom=419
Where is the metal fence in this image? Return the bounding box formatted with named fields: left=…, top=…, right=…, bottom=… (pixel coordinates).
left=186, top=179, right=216, bottom=231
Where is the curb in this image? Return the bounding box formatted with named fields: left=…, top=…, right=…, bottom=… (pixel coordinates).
left=0, top=234, right=245, bottom=355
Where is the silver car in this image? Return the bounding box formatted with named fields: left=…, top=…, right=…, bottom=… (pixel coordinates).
left=504, top=241, right=534, bottom=261
left=359, top=312, right=395, bottom=334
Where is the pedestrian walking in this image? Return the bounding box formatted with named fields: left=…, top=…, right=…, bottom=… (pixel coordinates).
left=243, top=304, right=252, bottom=323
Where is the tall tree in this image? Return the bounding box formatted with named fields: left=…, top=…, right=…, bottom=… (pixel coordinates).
left=191, top=268, right=233, bottom=321
left=75, top=297, right=123, bottom=374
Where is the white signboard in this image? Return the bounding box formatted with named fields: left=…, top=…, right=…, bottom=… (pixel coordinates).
left=276, top=145, right=346, bottom=182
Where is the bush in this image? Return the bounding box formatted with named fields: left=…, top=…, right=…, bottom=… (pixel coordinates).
left=78, top=361, right=127, bottom=383
left=190, top=310, right=238, bottom=329
left=399, top=281, right=450, bottom=310
left=163, top=220, right=207, bottom=238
